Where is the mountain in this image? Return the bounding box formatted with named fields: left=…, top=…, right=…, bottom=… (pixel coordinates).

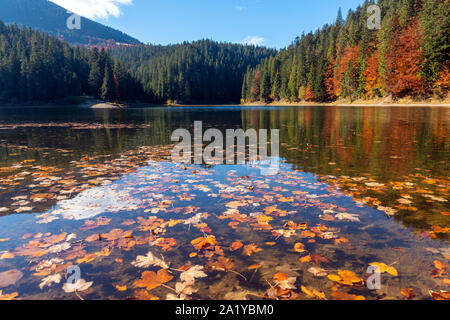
left=0, top=0, right=140, bottom=46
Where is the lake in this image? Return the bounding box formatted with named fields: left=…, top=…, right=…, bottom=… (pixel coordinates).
left=0, top=105, right=448, bottom=300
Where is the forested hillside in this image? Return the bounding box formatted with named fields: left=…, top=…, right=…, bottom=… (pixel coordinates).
left=0, top=0, right=140, bottom=46
left=111, top=41, right=275, bottom=104
left=0, top=21, right=146, bottom=104
left=242, top=0, right=450, bottom=103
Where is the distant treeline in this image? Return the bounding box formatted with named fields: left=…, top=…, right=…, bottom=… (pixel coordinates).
left=0, top=21, right=146, bottom=104
left=110, top=41, right=275, bottom=104
left=242, top=0, right=449, bottom=103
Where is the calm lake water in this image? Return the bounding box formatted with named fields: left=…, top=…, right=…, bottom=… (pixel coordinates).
left=0, top=105, right=448, bottom=300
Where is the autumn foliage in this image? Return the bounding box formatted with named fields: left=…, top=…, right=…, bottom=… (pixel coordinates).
left=385, top=18, right=425, bottom=97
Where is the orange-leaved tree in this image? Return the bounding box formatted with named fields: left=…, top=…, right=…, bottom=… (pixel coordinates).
left=385, top=17, right=425, bottom=98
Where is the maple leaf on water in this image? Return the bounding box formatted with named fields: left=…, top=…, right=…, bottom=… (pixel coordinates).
left=327, top=270, right=363, bottom=286
left=131, top=251, right=169, bottom=269
left=191, top=236, right=216, bottom=251
left=63, top=279, right=93, bottom=293
left=179, top=265, right=207, bottom=286
left=369, top=262, right=398, bottom=276
left=242, top=244, right=263, bottom=256
left=39, top=274, right=62, bottom=289
left=273, top=273, right=297, bottom=290
left=205, top=257, right=235, bottom=272
left=134, top=269, right=173, bottom=291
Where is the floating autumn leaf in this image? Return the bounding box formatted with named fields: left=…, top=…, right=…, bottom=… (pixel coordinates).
left=331, top=292, right=365, bottom=300
left=205, top=257, right=235, bottom=271
left=273, top=273, right=297, bottom=290
left=39, top=274, right=62, bottom=289
left=299, top=255, right=312, bottom=263
left=102, top=229, right=133, bottom=241
left=0, top=269, right=23, bottom=288
left=310, top=254, right=330, bottom=264
left=242, top=244, right=263, bottom=256
left=76, top=253, right=96, bottom=264
left=0, top=252, right=15, bottom=259
left=429, top=290, right=450, bottom=300
left=401, top=288, right=417, bottom=299
left=134, top=269, right=173, bottom=291
left=179, top=265, right=207, bottom=286
left=327, top=270, right=363, bottom=286
left=434, top=260, right=449, bottom=270
left=0, top=290, right=18, bottom=300
left=134, top=290, right=160, bottom=300
left=156, top=238, right=177, bottom=251
left=308, top=267, right=327, bottom=277
left=191, top=236, right=216, bottom=250
left=132, top=251, right=169, bottom=269
left=115, top=285, right=127, bottom=292
left=294, top=243, right=306, bottom=253
left=63, top=279, right=93, bottom=293
left=248, top=264, right=261, bottom=270
left=301, top=285, right=326, bottom=299
left=369, top=262, right=398, bottom=276
left=231, top=241, right=244, bottom=251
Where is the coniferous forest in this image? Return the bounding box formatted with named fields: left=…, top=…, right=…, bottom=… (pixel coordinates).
left=0, top=21, right=146, bottom=104
left=242, top=0, right=449, bottom=103
left=0, top=0, right=448, bottom=105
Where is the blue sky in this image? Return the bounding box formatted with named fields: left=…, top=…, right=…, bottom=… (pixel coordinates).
left=50, top=0, right=366, bottom=49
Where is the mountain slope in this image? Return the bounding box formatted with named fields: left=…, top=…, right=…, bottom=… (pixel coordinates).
left=0, top=0, right=140, bottom=45
left=111, top=40, right=276, bottom=104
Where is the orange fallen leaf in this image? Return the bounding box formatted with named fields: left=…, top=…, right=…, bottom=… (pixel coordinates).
left=134, top=269, right=173, bottom=291
left=434, top=260, right=449, bottom=270
left=231, top=241, right=244, bottom=251
left=242, top=244, right=263, bottom=256
left=273, top=273, right=288, bottom=282
left=0, top=290, right=18, bottom=300
left=115, top=285, right=127, bottom=292
left=401, top=288, right=417, bottom=299
left=191, top=236, right=216, bottom=250
left=134, top=290, right=160, bottom=300
left=369, top=262, right=398, bottom=276
left=294, top=243, right=306, bottom=253
left=299, top=255, right=312, bottom=263
left=248, top=264, right=261, bottom=270
left=0, top=252, right=14, bottom=259
left=429, top=290, right=450, bottom=300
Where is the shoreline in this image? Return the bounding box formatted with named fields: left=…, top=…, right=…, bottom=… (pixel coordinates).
left=241, top=100, right=450, bottom=108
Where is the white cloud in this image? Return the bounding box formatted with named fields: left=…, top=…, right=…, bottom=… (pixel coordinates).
left=49, top=0, right=133, bottom=19
left=235, top=5, right=246, bottom=11
left=243, top=36, right=265, bottom=46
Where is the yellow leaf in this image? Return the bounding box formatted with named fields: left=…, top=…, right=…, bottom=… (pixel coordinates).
left=115, top=285, right=127, bottom=292
left=369, top=262, right=398, bottom=276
